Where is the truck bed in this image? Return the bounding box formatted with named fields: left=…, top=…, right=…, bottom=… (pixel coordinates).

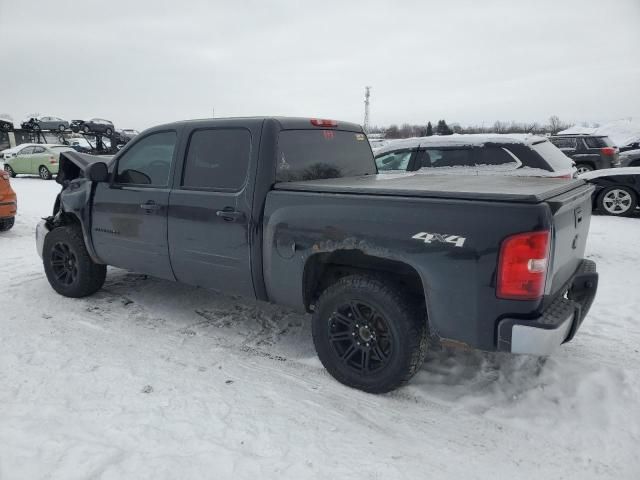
left=275, top=173, right=587, bottom=203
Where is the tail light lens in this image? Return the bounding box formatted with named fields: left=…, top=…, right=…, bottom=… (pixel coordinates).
left=49, top=156, right=57, bottom=164
left=601, top=147, right=616, bottom=156
left=497, top=230, right=550, bottom=300
left=310, top=118, right=338, bottom=127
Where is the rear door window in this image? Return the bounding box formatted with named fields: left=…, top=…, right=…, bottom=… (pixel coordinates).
left=182, top=128, right=251, bottom=191
left=422, top=148, right=474, bottom=169
left=550, top=137, right=577, bottom=149
left=583, top=137, right=613, bottom=148
left=475, top=147, right=519, bottom=167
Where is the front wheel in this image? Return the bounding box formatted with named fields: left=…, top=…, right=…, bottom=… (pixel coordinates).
left=312, top=275, right=428, bottom=393
left=39, top=166, right=52, bottom=180
left=59, top=124, right=66, bottom=132
left=0, top=217, right=14, bottom=231
left=4, top=164, right=16, bottom=178
left=43, top=226, right=106, bottom=297
left=598, top=186, right=637, bottom=216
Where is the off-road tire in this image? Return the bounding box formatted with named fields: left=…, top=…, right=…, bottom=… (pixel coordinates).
left=312, top=274, right=428, bottom=393
left=0, top=217, right=14, bottom=231
left=43, top=226, right=106, bottom=298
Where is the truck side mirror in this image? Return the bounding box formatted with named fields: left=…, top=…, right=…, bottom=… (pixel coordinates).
left=86, top=162, right=109, bottom=182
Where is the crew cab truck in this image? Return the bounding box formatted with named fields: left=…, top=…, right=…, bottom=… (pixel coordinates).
left=36, top=117, right=599, bottom=393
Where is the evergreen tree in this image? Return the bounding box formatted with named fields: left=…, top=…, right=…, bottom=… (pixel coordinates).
left=436, top=119, right=452, bottom=135
left=426, top=121, right=433, bottom=136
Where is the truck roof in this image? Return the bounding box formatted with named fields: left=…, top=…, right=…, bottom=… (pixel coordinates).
left=275, top=173, right=588, bottom=204
left=151, top=116, right=364, bottom=133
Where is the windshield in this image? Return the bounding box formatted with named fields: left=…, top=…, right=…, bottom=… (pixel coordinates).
left=276, top=130, right=375, bottom=182
left=532, top=140, right=573, bottom=171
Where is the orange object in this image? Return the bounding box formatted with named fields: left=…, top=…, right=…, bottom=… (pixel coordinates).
left=0, top=170, right=17, bottom=231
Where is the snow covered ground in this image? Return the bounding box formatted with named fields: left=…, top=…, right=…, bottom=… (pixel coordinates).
left=1, top=177, right=639, bottom=479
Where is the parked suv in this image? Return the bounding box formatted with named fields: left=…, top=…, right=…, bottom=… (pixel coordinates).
left=549, top=134, right=620, bottom=174
left=374, top=134, right=575, bottom=178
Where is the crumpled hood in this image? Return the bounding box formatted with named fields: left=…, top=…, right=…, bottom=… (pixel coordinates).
left=57, top=151, right=114, bottom=186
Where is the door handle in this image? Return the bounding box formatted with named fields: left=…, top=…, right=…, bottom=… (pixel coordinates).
left=140, top=201, right=160, bottom=212
left=216, top=208, right=245, bottom=222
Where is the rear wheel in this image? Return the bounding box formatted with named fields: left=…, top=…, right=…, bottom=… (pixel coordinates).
left=312, top=274, right=428, bottom=393
left=598, top=186, right=637, bottom=216
left=0, top=217, right=14, bottom=231
left=576, top=163, right=594, bottom=174
left=39, top=166, right=52, bottom=180
left=43, top=226, right=106, bottom=297
left=58, top=124, right=66, bottom=132
left=4, top=164, right=16, bottom=177
left=83, top=125, right=90, bottom=133
left=105, top=127, right=113, bottom=136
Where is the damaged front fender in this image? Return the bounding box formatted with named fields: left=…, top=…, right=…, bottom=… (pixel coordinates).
left=50, top=151, right=114, bottom=263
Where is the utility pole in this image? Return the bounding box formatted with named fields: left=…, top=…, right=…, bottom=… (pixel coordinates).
left=212, top=107, right=215, bottom=118
left=364, top=86, right=371, bottom=134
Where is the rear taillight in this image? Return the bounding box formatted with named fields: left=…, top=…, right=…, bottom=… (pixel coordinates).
left=0, top=171, right=9, bottom=181
left=310, top=118, right=338, bottom=127
left=49, top=156, right=57, bottom=164
left=601, top=147, right=616, bottom=156
left=497, top=230, right=550, bottom=300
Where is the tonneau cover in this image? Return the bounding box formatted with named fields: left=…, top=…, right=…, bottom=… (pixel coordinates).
left=274, top=173, right=588, bottom=203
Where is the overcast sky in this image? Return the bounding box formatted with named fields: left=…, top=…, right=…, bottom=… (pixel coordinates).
left=1, top=0, right=638, bottom=130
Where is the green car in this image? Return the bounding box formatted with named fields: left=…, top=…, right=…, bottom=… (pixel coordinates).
left=3, top=144, right=74, bottom=180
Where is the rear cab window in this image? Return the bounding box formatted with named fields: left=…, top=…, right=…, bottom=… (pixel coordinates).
left=276, top=130, right=375, bottom=182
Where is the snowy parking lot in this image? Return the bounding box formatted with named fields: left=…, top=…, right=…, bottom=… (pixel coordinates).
left=1, top=177, right=639, bottom=479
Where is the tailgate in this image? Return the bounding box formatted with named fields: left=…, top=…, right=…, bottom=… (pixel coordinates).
left=546, top=183, right=595, bottom=297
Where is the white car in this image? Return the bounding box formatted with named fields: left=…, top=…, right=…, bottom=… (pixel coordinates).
left=374, top=134, right=576, bottom=178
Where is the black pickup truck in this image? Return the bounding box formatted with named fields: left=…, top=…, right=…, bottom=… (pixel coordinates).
left=36, top=117, right=598, bottom=393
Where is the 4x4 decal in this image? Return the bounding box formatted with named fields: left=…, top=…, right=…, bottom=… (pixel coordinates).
left=412, top=232, right=466, bottom=248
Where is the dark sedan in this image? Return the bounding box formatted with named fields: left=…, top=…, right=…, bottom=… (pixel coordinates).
left=580, top=167, right=640, bottom=216
left=70, top=118, right=115, bottom=136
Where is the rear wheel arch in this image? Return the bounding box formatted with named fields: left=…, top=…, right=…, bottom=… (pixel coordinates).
left=303, top=249, right=430, bottom=314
